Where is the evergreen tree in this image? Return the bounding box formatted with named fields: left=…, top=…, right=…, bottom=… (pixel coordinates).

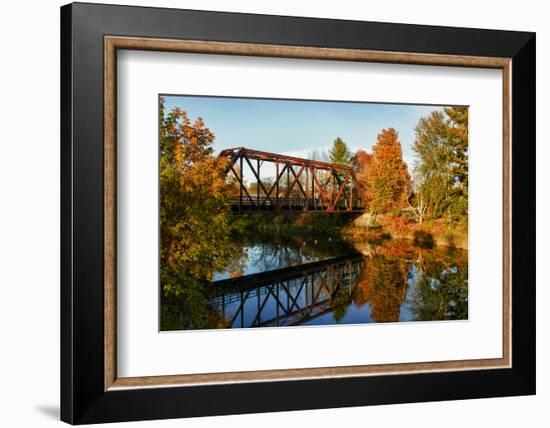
left=329, top=137, right=352, bottom=166
left=444, top=106, right=468, bottom=202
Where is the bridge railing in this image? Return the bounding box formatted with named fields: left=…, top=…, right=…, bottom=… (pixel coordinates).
left=228, top=195, right=363, bottom=213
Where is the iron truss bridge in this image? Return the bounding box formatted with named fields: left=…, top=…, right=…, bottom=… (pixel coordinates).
left=219, top=147, right=364, bottom=213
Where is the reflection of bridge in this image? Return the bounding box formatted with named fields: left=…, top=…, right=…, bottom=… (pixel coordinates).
left=219, top=147, right=364, bottom=213
left=210, top=254, right=364, bottom=328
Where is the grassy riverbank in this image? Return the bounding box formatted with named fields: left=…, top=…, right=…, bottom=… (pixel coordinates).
left=230, top=212, right=468, bottom=250
left=230, top=212, right=357, bottom=237
left=344, top=214, right=468, bottom=249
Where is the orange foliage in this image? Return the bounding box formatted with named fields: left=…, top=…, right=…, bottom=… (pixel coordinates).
left=355, top=129, right=410, bottom=214
left=160, top=99, right=237, bottom=292
left=354, top=149, right=373, bottom=203
left=351, top=240, right=468, bottom=323
left=373, top=238, right=414, bottom=259
left=354, top=256, right=408, bottom=322
left=379, top=216, right=411, bottom=234
left=378, top=215, right=446, bottom=236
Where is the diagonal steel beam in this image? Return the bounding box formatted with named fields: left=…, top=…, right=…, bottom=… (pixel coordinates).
left=243, top=155, right=274, bottom=206
left=281, top=165, right=305, bottom=202
left=289, top=165, right=307, bottom=198
left=310, top=167, right=332, bottom=210
left=229, top=166, right=256, bottom=206
left=265, top=164, right=287, bottom=201
left=331, top=171, right=350, bottom=211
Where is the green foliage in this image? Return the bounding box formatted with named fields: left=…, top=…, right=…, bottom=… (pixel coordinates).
left=411, top=249, right=468, bottom=321
left=412, top=107, right=468, bottom=222
left=329, top=137, right=352, bottom=166
left=230, top=212, right=356, bottom=237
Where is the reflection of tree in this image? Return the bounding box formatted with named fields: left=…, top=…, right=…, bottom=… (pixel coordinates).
left=374, top=238, right=415, bottom=259
left=354, top=256, right=408, bottom=322
left=161, top=283, right=226, bottom=331
left=224, top=251, right=248, bottom=278
left=329, top=280, right=352, bottom=322
left=351, top=239, right=467, bottom=323
left=253, top=242, right=304, bottom=272
left=411, top=249, right=468, bottom=321
left=224, top=230, right=358, bottom=275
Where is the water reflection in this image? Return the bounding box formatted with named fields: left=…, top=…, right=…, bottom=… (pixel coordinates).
left=214, top=235, right=358, bottom=280
left=161, top=237, right=468, bottom=331
left=212, top=255, right=364, bottom=328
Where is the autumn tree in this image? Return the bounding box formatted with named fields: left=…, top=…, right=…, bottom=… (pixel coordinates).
left=354, top=255, right=408, bottom=323
left=353, top=149, right=373, bottom=207
left=363, top=128, right=410, bottom=216
left=412, top=107, right=468, bottom=222
left=159, top=98, right=238, bottom=329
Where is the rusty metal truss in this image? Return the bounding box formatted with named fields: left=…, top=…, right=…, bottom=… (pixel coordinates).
left=210, top=254, right=364, bottom=328
left=219, top=147, right=364, bottom=213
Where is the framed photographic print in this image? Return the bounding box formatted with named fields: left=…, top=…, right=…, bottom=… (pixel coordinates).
left=60, top=2, right=535, bottom=424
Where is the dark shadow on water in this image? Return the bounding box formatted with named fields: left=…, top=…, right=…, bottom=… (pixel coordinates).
left=35, top=405, right=59, bottom=420
left=413, top=230, right=434, bottom=249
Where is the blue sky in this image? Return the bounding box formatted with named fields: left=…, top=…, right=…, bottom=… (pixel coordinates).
left=162, top=95, right=441, bottom=180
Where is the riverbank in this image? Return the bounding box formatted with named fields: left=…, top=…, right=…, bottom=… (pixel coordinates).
left=344, top=213, right=468, bottom=249
left=230, top=212, right=468, bottom=250
left=230, top=212, right=356, bottom=237
left=343, top=227, right=467, bottom=250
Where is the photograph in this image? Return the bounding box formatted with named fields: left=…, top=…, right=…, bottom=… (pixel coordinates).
left=159, top=95, right=469, bottom=331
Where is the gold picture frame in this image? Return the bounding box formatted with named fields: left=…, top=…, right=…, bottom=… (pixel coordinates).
left=103, top=36, right=512, bottom=391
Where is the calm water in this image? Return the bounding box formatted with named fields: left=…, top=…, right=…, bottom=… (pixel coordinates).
left=213, top=236, right=357, bottom=280
left=161, top=235, right=468, bottom=331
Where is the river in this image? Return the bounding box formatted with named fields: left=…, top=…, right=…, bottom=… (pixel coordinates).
left=161, top=234, right=468, bottom=330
